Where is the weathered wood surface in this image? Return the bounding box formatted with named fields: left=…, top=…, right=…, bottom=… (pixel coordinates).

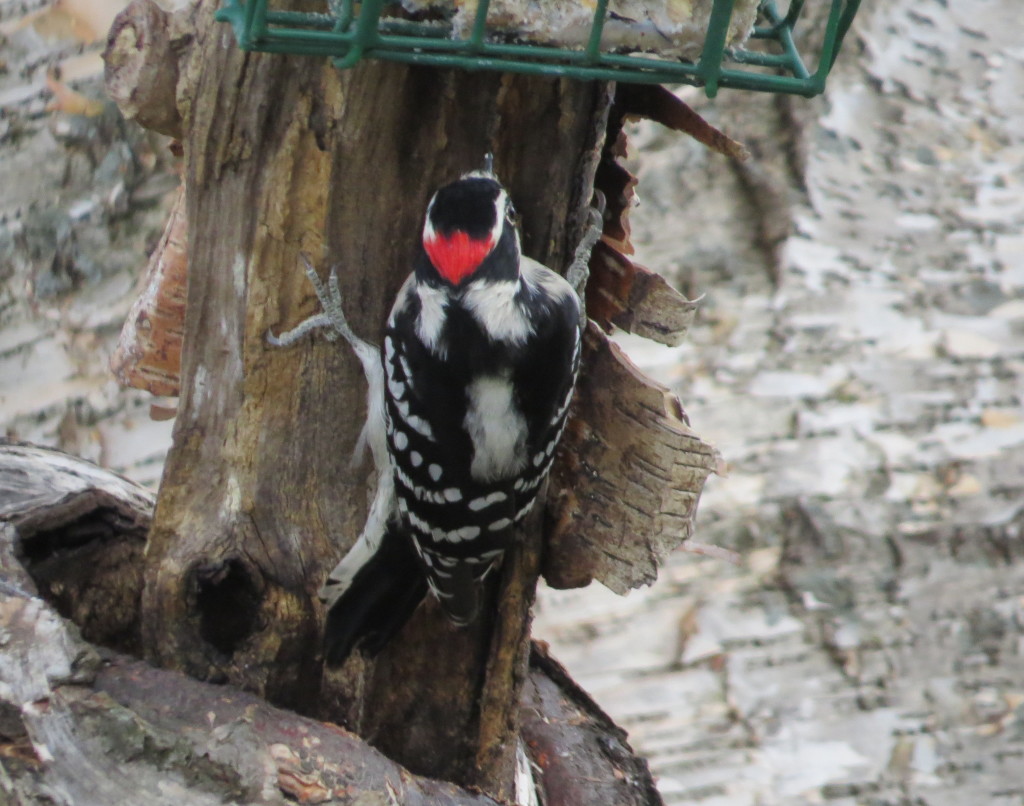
left=0, top=584, right=502, bottom=806
left=522, top=644, right=663, bottom=806
left=546, top=325, right=720, bottom=593
left=100, top=0, right=622, bottom=797
left=0, top=444, right=660, bottom=805
left=102, top=0, right=188, bottom=138
left=0, top=442, right=153, bottom=654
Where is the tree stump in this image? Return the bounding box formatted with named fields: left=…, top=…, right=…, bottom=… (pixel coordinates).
left=97, top=0, right=725, bottom=801
left=106, top=0, right=611, bottom=797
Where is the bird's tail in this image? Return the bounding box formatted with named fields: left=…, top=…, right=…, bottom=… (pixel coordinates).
left=322, top=522, right=427, bottom=667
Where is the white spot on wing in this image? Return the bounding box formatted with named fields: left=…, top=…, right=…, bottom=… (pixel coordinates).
left=447, top=525, right=481, bottom=542
left=444, top=488, right=462, bottom=502
left=428, top=464, right=443, bottom=482
left=514, top=499, right=536, bottom=522
left=406, top=413, right=435, bottom=440
left=488, top=518, right=511, bottom=532
left=408, top=510, right=430, bottom=534
left=469, top=491, right=508, bottom=511
left=393, top=430, right=408, bottom=451
left=410, top=451, right=423, bottom=467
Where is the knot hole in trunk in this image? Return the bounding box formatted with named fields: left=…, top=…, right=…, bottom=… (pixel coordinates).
left=192, top=558, right=262, bottom=657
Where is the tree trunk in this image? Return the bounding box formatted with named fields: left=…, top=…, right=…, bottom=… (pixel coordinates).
left=136, top=0, right=607, bottom=795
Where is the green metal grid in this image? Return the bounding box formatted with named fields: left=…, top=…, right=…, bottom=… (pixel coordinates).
left=215, top=0, right=861, bottom=97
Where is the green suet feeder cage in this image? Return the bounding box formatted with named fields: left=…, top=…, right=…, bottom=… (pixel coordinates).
left=216, top=0, right=861, bottom=97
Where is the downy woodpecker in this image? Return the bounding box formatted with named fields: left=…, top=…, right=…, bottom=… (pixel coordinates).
left=275, top=168, right=585, bottom=665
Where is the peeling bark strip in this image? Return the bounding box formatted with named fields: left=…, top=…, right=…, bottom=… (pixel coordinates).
left=616, top=84, right=750, bottom=162
left=583, top=86, right=714, bottom=347
left=587, top=240, right=699, bottom=347
left=110, top=184, right=187, bottom=398
left=545, top=325, right=721, bottom=593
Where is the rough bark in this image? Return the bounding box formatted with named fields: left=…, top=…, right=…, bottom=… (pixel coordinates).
left=0, top=444, right=659, bottom=805
left=0, top=443, right=153, bottom=655
left=545, top=324, right=720, bottom=592
left=103, top=0, right=608, bottom=796
left=522, top=644, right=664, bottom=806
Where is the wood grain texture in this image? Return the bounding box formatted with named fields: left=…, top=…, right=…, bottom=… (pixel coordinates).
left=544, top=324, right=721, bottom=593
left=0, top=443, right=153, bottom=655
left=0, top=446, right=661, bottom=804
left=110, top=183, right=187, bottom=397
left=128, top=0, right=609, bottom=796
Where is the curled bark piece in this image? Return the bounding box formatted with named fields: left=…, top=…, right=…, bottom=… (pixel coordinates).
left=616, top=83, right=750, bottom=162
left=103, top=0, right=189, bottom=139
left=586, top=240, right=698, bottom=347
left=585, top=90, right=704, bottom=346
left=593, top=126, right=637, bottom=255
left=0, top=443, right=153, bottom=526
left=544, top=325, right=721, bottom=593
left=110, top=183, right=187, bottom=397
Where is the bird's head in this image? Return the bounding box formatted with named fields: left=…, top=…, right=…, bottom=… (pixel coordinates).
left=421, top=170, right=520, bottom=287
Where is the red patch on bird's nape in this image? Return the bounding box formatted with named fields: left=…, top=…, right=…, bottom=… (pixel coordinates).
left=424, top=230, right=495, bottom=286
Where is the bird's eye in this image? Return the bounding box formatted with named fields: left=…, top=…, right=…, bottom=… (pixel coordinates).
left=505, top=201, right=519, bottom=224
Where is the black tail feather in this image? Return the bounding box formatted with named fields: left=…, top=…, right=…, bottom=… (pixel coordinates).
left=323, top=524, right=427, bottom=667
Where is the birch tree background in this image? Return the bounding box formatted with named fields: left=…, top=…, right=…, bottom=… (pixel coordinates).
left=3, top=0, right=1024, bottom=803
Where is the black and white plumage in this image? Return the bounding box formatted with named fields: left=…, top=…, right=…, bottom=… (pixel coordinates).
left=279, top=170, right=583, bottom=666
